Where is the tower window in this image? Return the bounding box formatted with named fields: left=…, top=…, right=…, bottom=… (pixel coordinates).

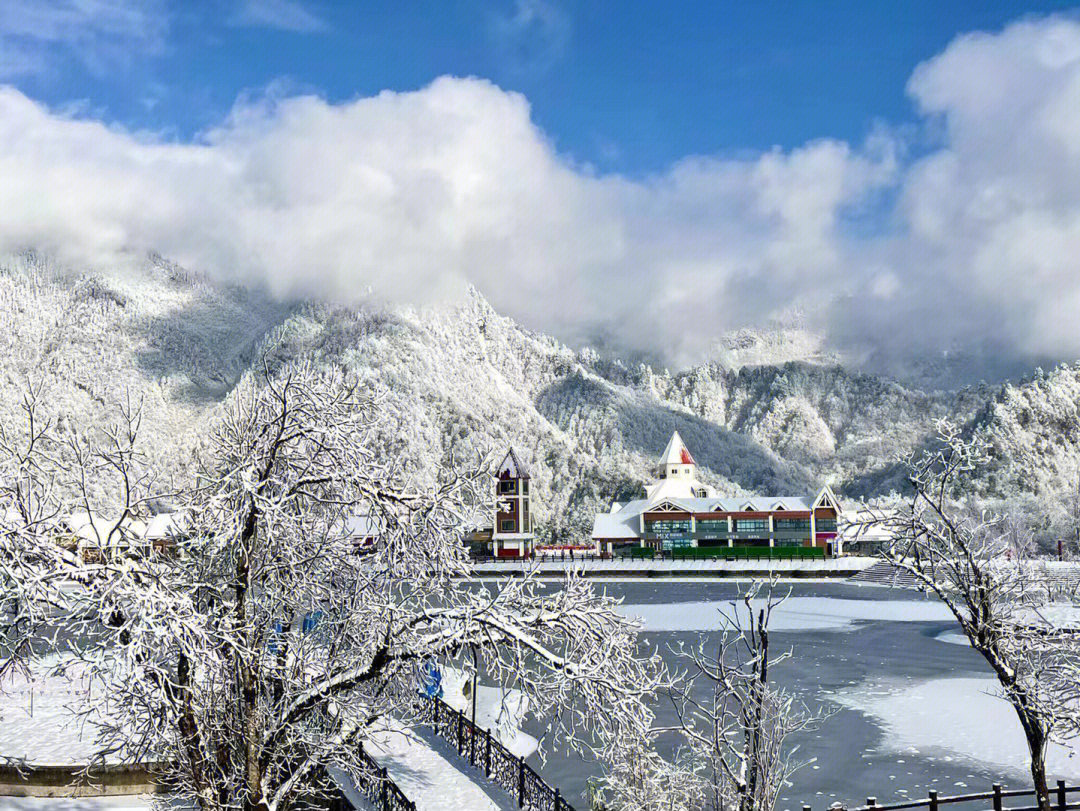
left=498, top=480, right=516, bottom=494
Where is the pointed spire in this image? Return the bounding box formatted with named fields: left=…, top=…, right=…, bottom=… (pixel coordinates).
left=658, top=431, right=695, bottom=467
left=497, top=447, right=530, bottom=479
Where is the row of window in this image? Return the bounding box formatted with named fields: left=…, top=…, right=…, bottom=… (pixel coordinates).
left=775, top=518, right=811, bottom=531
left=648, top=517, right=832, bottom=534
left=645, top=519, right=693, bottom=537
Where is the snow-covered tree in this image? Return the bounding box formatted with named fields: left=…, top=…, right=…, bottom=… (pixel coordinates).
left=17, top=359, right=665, bottom=811
left=867, top=421, right=1080, bottom=811
left=600, top=582, right=827, bottom=811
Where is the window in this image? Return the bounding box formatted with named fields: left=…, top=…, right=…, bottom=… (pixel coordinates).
left=522, top=480, right=529, bottom=495
left=696, top=519, right=728, bottom=535
left=735, top=518, right=768, bottom=533
left=645, top=519, right=692, bottom=538
left=498, top=480, right=516, bottom=495
left=816, top=518, right=837, bottom=533
left=500, top=519, right=516, bottom=532
left=775, top=518, right=811, bottom=531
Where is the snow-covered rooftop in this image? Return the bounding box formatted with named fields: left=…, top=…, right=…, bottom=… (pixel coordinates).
left=496, top=446, right=530, bottom=479
left=658, top=430, right=695, bottom=467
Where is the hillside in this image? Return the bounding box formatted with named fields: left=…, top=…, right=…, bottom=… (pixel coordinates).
left=0, top=253, right=1073, bottom=540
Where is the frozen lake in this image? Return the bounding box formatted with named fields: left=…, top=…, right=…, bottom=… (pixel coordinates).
left=515, top=580, right=1080, bottom=811
left=5, top=581, right=1078, bottom=810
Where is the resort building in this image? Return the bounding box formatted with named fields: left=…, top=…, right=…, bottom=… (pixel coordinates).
left=591, top=431, right=843, bottom=557
left=491, top=447, right=535, bottom=558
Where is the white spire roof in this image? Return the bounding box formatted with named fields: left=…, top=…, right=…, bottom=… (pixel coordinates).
left=496, top=447, right=530, bottom=479
left=658, top=430, right=695, bottom=467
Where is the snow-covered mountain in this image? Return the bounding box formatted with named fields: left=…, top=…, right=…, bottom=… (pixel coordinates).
left=1, top=253, right=1076, bottom=541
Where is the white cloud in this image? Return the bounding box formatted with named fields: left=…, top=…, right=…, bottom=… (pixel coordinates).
left=230, top=0, right=327, bottom=33
left=2, top=15, right=1080, bottom=376
left=0, top=0, right=169, bottom=78
left=488, top=0, right=571, bottom=74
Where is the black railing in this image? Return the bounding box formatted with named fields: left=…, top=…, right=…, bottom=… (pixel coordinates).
left=330, top=742, right=416, bottom=811
left=423, top=694, right=576, bottom=811
left=806, top=781, right=1080, bottom=811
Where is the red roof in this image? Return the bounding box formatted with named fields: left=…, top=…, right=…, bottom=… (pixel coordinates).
left=680, top=448, right=695, bottom=465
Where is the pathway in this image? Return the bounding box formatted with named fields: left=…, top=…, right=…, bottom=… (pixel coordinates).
left=361, top=718, right=517, bottom=811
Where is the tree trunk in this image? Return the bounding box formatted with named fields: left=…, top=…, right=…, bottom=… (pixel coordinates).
left=1027, top=734, right=1051, bottom=811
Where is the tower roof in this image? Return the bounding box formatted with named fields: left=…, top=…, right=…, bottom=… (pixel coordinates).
left=658, top=430, right=695, bottom=467
left=497, top=447, right=530, bottom=479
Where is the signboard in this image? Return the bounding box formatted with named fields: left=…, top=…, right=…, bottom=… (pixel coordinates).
left=416, top=660, right=443, bottom=699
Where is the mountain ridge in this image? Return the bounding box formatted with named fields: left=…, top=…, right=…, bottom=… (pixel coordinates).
left=1, top=252, right=1075, bottom=541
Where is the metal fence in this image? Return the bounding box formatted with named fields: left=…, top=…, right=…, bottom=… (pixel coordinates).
left=329, top=743, right=416, bottom=811
left=422, top=694, right=576, bottom=811
left=806, top=781, right=1080, bottom=811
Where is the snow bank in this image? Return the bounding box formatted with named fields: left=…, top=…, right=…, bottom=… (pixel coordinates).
left=439, top=668, right=539, bottom=759
left=619, top=596, right=954, bottom=632
left=836, top=676, right=1080, bottom=780
left=0, top=798, right=160, bottom=810
left=0, top=653, right=114, bottom=764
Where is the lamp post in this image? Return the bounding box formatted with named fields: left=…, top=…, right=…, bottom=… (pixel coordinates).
left=470, top=643, right=478, bottom=727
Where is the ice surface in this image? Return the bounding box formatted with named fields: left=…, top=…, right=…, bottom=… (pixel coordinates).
left=619, top=596, right=954, bottom=631
left=836, top=676, right=1080, bottom=779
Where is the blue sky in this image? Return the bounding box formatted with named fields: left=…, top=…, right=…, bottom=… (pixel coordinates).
left=6, top=0, right=1079, bottom=174
left=5, top=2, right=1080, bottom=375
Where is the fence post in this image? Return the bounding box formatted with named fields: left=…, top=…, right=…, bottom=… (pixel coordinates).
left=1058, top=780, right=1067, bottom=811
left=518, top=755, right=526, bottom=808
left=993, top=784, right=1003, bottom=811
left=470, top=714, right=476, bottom=766
left=803, top=805, right=812, bottom=811
left=433, top=697, right=439, bottom=728
left=556, top=787, right=561, bottom=811
left=380, top=766, right=388, bottom=807
left=485, top=728, right=492, bottom=777
left=866, top=799, right=876, bottom=809
left=457, top=708, right=464, bottom=754
left=929, top=789, right=938, bottom=811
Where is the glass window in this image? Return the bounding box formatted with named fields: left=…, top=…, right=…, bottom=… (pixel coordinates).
left=735, top=518, right=768, bottom=533
left=498, top=480, right=516, bottom=494
left=816, top=518, right=837, bottom=533
left=775, top=518, right=811, bottom=531
left=696, top=519, right=728, bottom=534
left=500, top=519, right=516, bottom=532
left=646, top=519, right=692, bottom=538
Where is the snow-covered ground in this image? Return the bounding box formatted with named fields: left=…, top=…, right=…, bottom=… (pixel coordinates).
left=836, top=676, right=1080, bottom=780
left=0, top=653, right=114, bottom=764
left=619, top=596, right=954, bottom=632
left=359, top=717, right=517, bottom=811
left=0, top=798, right=159, bottom=811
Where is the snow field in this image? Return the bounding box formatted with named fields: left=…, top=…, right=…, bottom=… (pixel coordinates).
left=0, top=654, right=114, bottom=764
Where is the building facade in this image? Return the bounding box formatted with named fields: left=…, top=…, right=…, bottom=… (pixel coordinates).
left=592, top=431, right=842, bottom=556
left=491, top=447, right=535, bottom=558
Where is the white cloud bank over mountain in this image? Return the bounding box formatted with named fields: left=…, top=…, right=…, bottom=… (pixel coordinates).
left=1, top=15, right=1079, bottom=373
